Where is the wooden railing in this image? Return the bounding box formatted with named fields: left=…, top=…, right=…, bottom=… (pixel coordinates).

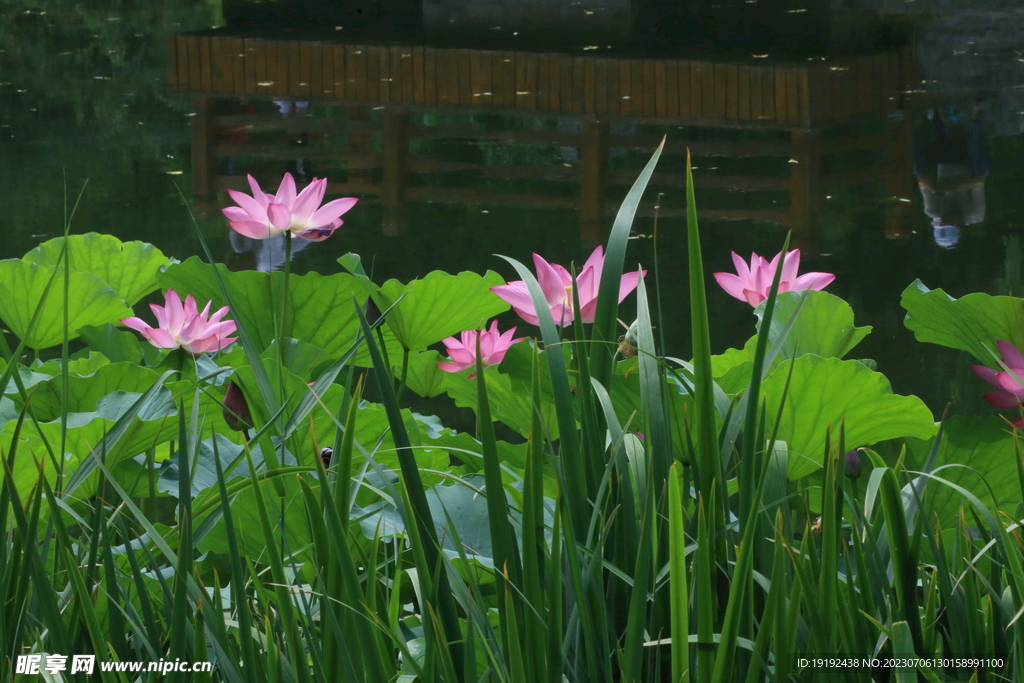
left=168, top=34, right=911, bottom=127
left=173, top=33, right=917, bottom=250
left=188, top=103, right=915, bottom=250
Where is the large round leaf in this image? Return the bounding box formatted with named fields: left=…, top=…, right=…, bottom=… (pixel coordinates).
left=749, top=290, right=871, bottom=364
left=77, top=323, right=144, bottom=364
left=711, top=290, right=871, bottom=391
left=1, top=387, right=180, bottom=501
left=377, top=270, right=510, bottom=351
left=442, top=366, right=560, bottom=440
left=23, top=233, right=170, bottom=305
left=901, top=280, right=1024, bottom=364
left=13, top=362, right=170, bottom=421
left=399, top=350, right=448, bottom=399
left=906, top=416, right=1022, bottom=529
left=0, top=260, right=131, bottom=350
left=763, top=355, right=937, bottom=479
left=157, top=257, right=401, bottom=364
left=194, top=473, right=315, bottom=566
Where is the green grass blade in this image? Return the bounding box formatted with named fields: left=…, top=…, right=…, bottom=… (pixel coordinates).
left=683, top=150, right=726, bottom=574
left=669, top=464, right=691, bottom=683
left=496, top=255, right=587, bottom=534
left=474, top=341, right=524, bottom=664
left=590, top=137, right=665, bottom=384
left=354, top=297, right=466, bottom=678
left=738, top=233, right=791, bottom=527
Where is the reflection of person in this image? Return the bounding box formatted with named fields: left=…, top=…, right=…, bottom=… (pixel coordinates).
left=914, top=104, right=990, bottom=249
left=228, top=231, right=309, bottom=273
left=273, top=99, right=311, bottom=182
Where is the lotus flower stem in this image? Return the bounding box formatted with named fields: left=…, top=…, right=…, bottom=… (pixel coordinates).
left=275, top=227, right=292, bottom=454
left=653, top=191, right=667, bottom=356
left=396, top=348, right=410, bottom=404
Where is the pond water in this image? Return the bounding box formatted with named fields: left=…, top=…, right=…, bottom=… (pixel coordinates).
left=4, top=0, right=1024, bottom=422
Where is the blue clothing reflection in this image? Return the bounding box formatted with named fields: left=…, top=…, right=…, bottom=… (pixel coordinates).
left=913, top=106, right=990, bottom=249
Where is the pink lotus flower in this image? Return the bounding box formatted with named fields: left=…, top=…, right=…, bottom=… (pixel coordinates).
left=437, top=321, right=525, bottom=379
left=120, top=289, right=237, bottom=355
left=713, top=250, right=835, bottom=307
left=222, top=172, right=358, bottom=242
left=970, top=340, right=1024, bottom=429
left=491, top=246, right=646, bottom=327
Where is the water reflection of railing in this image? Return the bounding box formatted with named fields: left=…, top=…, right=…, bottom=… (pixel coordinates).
left=168, top=35, right=909, bottom=123
left=170, top=34, right=916, bottom=252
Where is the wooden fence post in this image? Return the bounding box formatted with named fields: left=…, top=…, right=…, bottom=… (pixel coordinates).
left=788, top=129, right=821, bottom=257
left=580, top=119, right=609, bottom=245
left=382, top=107, right=409, bottom=236
left=190, top=96, right=218, bottom=199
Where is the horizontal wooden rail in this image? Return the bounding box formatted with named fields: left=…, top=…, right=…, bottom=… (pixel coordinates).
left=169, top=34, right=907, bottom=127
left=406, top=187, right=577, bottom=208
left=214, top=115, right=383, bottom=133
left=408, top=159, right=578, bottom=180
left=608, top=170, right=788, bottom=191
left=214, top=176, right=384, bottom=195
left=618, top=206, right=789, bottom=223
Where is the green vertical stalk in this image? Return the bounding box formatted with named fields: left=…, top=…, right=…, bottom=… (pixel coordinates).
left=355, top=302, right=466, bottom=678
left=58, top=178, right=85, bottom=485
left=474, top=338, right=524, bottom=660
left=521, top=347, right=555, bottom=683
left=877, top=467, right=925, bottom=655
left=668, top=464, right=691, bottom=683
left=738, top=233, right=791, bottom=529
left=589, top=138, right=665, bottom=387
left=684, top=150, right=728, bottom=590
left=695, top=492, right=715, bottom=683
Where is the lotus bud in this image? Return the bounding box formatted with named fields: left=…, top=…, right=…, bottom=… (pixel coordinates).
left=223, top=380, right=252, bottom=431
left=844, top=449, right=862, bottom=480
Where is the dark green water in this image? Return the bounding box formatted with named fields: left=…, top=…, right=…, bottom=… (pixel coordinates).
left=4, top=0, right=1024, bottom=422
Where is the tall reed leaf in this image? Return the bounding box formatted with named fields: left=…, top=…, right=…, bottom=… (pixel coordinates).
left=683, top=151, right=720, bottom=500
left=590, top=137, right=665, bottom=384
left=355, top=300, right=466, bottom=678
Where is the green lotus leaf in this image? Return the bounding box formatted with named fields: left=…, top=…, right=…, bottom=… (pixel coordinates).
left=157, top=434, right=251, bottom=499
left=398, top=350, right=448, bottom=399
left=261, top=338, right=334, bottom=383
left=192, top=405, right=451, bottom=567
left=763, top=355, right=937, bottom=479
left=609, top=370, right=695, bottom=464
left=906, top=415, right=1023, bottom=529
left=0, top=260, right=131, bottom=351
left=495, top=339, right=562, bottom=407
left=710, top=346, right=752, bottom=379
left=711, top=290, right=871, bottom=394
left=77, top=323, right=144, bottom=364
left=2, top=353, right=114, bottom=402
left=230, top=359, right=447, bottom=477
left=1, top=388, right=180, bottom=501
left=425, top=475, right=500, bottom=565
left=194, top=472, right=315, bottom=568
left=158, top=257, right=401, bottom=365
left=12, top=362, right=170, bottom=421
left=749, top=290, right=871, bottom=365
left=442, top=365, right=559, bottom=440
left=377, top=270, right=510, bottom=351
left=231, top=358, right=331, bottom=464
left=24, top=233, right=170, bottom=305
left=901, top=279, right=1024, bottom=364
left=715, top=360, right=755, bottom=395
